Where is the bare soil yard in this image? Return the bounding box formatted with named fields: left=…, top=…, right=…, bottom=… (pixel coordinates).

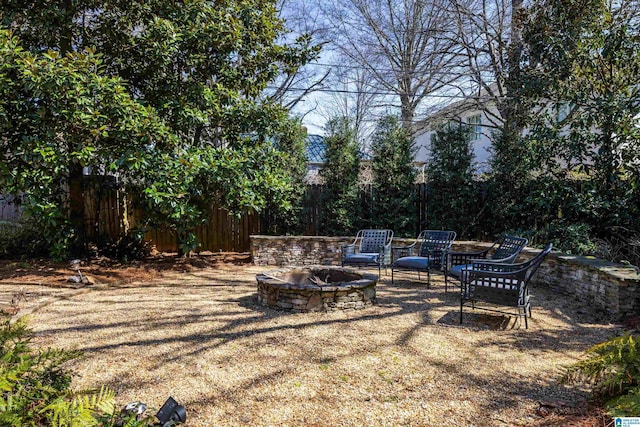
left=0, top=255, right=622, bottom=426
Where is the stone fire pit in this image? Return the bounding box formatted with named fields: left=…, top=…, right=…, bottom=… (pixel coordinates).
left=256, top=266, right=377, bottom=312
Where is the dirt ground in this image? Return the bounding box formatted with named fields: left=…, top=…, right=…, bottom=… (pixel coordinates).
left=0, top=254, right=624, bottom=426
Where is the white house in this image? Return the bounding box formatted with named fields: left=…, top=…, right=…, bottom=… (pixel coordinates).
left=412, top=96, right=500, bottom=173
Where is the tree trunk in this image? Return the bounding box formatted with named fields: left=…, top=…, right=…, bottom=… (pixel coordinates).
left=68, top=162, right=86, bottom=254
left=400, top=94, right=414, bottom=130
left=60, top=0, right=73, bottom=53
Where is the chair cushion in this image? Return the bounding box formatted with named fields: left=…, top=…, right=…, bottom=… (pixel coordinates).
left=394, top=256, right=431, bottom=270
left=344, top=253, right=379, bottom=265
left=448, top=264, right=470, bottom=279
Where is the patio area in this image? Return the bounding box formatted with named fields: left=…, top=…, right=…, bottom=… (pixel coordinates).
left=3, top=260, right=619, bottom=426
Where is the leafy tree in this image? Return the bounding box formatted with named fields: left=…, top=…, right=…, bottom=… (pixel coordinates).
left=0, top=1, right=316, bottom=256
left=426, top=125, right=478, bottom=237
left=257, top=121, right=309, bottom=235
left=0, top=30, right=175, bottom=258
left=370, top=115, right=416, bottom=236
left=319, top=116, right=361, bottom=235
left=512, top=0, right=640, bottom=256
left=447, top=0, right=538, bottom=242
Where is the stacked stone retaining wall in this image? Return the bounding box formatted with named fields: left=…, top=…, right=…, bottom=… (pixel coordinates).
left=250, top=235, right=640, bottom=317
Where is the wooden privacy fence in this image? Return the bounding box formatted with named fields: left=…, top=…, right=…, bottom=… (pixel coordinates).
left=80, top=183, right=433, bottom=253
left=83, top=187, right=263, bottom=253
left=138, top=209, right=263, bottom=253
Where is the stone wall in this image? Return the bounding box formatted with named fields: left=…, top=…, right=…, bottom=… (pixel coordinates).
left=250, top=235, right=352, bottom=266
left=250, top=235, right=640, bottom=317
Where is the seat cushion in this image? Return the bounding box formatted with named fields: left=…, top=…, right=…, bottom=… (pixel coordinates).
left=448, top=264, right=471, bottom=279
left=394, top=256, right=431, bottom=270
left=344, top=253, right=379, bottom=265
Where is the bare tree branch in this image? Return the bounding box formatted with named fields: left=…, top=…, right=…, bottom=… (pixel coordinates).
left=322, top=0, right=463, bottom=130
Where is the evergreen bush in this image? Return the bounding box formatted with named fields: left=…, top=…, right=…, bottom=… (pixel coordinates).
left=425, top=124, right=478, bottom=238
left=319, top=117, right=361, bottom=236
left=370, top=115, right=417, bottom=237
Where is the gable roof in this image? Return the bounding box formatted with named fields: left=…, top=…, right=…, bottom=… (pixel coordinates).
left=306, top=134, right=326, bottom=164
left=305, top=134, right=371, bottom=164
left=413, top=84, right=499, bottom=134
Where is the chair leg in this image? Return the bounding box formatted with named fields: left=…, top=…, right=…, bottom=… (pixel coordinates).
left=460, top=299, right=464, bottom=324
left=391, top=267, right=395, bottom=285
left=426, top=269, right=430, bottom=288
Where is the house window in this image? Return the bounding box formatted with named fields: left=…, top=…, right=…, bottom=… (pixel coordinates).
left=556, top=103, right=570, bottom=123
left=466, top=114, right=482, bottom=141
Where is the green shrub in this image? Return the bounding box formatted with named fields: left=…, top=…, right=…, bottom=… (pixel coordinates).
left=100, top=230, right=152, bottom=262
left=0, top=315, right=158, bottom=426
left=560, top=333, right=640, bottom=416
left=516, top=221, right=598, bottom=255
left=319, top=116, right=362, bottom=235
left=0, top=220, right=49, bottom=258
left=370, top=115, right=417, bottom=236
left=425, top=124, right=478, bottom=238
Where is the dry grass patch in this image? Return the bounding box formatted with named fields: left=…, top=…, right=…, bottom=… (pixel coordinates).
left=0, top=258, right=620, bottom=426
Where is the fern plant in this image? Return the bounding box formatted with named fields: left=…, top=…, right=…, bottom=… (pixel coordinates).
left=45, top=386, right=116, bottom=427
left=0, top=315, right=121, bottom=426
left=560, top=333, right=640, bottom=416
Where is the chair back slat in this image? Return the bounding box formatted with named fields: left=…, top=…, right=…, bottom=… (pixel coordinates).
left=492, top=235, right=528, bottom=261
left=418, top=230, right=457, bottom=257
left=359, top=229, right=393, bottom=253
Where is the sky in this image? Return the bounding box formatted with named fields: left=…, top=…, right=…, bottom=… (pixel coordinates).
left=292, top=84, right=331, bottom=136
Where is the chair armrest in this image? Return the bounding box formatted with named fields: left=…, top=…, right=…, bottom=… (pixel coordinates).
left=468, top=261, right=522, bottom=273
left=392, top=243, right=416, bottom=262
left=341, top=244, right=355, bottom=261
left=392, top=242, right=417, bottom=251
left=490, top=252, right=520, bottom=264
left=449, top=248, right=491, bottom=267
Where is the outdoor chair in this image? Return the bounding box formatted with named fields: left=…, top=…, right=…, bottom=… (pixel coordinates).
left=391, top=230, right=457, bottom=289
left=341, top=229, right=393, bottom=275
left=447, top=235, right=528, bottom=288
left=460, top=243, right=553, bottom=329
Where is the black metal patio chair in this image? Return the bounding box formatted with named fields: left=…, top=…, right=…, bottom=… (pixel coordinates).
left=341, top=229, right=394, bottom=275
left=460, top=243, right=553, bottom=329
left=447, top=235, right=528, bottom=288
left=391, top=230, right=457, bottom=289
